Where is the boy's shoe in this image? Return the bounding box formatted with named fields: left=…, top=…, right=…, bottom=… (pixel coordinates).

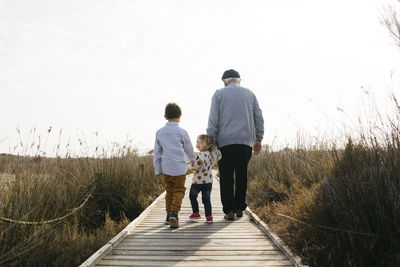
left=189, top=212, right=201, bottom=221
left=224, top=211, right=235, bottom=220
left=169, top=211, right=179, bottom=228
left=236, top=209, right=243, bottom=217
left=206, top=216, right=213, bottom=224
left=165, top=215, right=170, bottom=225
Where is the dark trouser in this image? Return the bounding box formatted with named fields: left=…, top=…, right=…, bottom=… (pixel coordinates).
left=189, top=183, right=213, bottom=217
left=218, top=144, right=252, bottom=214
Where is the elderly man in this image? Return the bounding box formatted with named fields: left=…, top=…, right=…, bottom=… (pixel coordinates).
left=207, top=69, right=264, bottom=220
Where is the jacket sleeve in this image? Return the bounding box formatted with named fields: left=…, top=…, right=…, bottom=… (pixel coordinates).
left=207, top=91, right=220, bottom=143
left=253, top=93, right=264, bottom=142
left=153, top=133, right=162, bottom=175
left=182, top=129, right=194, bottom=164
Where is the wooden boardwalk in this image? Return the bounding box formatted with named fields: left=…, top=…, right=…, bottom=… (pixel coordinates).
left=81, top=173, right=306, bottom=267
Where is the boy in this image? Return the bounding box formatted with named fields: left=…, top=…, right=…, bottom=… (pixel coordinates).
left=153, top=102, right=194, bottom=228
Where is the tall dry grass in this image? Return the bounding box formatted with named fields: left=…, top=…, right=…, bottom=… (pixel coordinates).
left=0, top=144, right=163, bottom=266
left=248, top=97, right=400, bottom=266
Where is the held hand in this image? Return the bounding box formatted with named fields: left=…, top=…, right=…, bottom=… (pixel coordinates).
left=253, top=141, right=262, bottom=156
left=187, top=163, right=193, bottom=170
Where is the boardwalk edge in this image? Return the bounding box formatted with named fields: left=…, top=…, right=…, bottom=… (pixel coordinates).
left=245, top=207, right=309, bottom=267
left=79, top=191, right=166, bottom=267
left=215, top=171, right=307, bottom=266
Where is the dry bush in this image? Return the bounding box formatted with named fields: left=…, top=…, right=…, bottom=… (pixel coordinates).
left=0, top=146, right=163, bottom=266
left=248, top=96, right=400, bottom=266
left=306, top=138, right=400, bottom=266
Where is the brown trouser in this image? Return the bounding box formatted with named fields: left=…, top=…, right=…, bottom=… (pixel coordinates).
left=163, top=174, right=186, bottom=214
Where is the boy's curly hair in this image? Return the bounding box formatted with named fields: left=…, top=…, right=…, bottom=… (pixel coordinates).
left=198, top=134, right=217, bottom=152
left=165, top=102, right=182, bottom=119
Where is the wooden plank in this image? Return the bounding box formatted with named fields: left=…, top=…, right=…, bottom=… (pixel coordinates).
left=136, top=220, right=252, bottom=224
left=97, top=259, right=294, bottom=266
left=138, top=220, right=251, bottom=224
left=131, top=227, right=259, bottom=233
left=129, top=231, right=260, bottom=235
left=114, top=245, right=278, bottom=251
left=118, top=239, right=273, bottom=245
left=141, top=218, right=249, bottom=221
left=129, top=233, right=263, bottom=237
left=130, top=228, right=260, bottom=233
left=125, top=233, right=265, bottom=238
left=133, top=225, right=255, bottom=230
left=133, top=225, right=258, bottom=230
left=103, top=254, right=289, bottom=261
left=111, top=250, right=283, bottom=256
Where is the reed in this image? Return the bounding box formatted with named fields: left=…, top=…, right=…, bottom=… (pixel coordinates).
left=0, top=146, right=162, bottom=266
left=248, top=97, right=400, bottom=266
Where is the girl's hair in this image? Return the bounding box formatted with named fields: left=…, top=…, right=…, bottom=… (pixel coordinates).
left=198, top=134, right=216, bottom=152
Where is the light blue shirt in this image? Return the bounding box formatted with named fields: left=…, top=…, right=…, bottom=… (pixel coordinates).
left=207, top=82, right=264, bottom=148
left=153, top=122, right=194, bottom=176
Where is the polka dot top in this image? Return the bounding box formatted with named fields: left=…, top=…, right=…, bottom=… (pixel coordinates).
left=190, top=150, right=222, bottom=184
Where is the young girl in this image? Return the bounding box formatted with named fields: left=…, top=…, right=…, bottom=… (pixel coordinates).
left=188, top=134, right=222, bottom=224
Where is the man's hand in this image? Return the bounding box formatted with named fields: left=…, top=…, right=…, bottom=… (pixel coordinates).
left=253, top=141, right=262, bottom=156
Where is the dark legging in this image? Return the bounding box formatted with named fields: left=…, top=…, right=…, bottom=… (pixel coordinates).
left=189, top=183, right=213, bottom=217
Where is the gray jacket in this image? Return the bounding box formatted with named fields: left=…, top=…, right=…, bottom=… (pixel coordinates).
left=207, top=82, right=264, bottom=148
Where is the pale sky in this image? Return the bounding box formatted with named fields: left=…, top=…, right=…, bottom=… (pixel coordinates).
left=1, top=0, right=400, bottom=156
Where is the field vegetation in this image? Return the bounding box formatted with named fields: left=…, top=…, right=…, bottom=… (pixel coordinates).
left=247, top=97, right=400, bottom=266
left=0, top=146, right=163, bottom=266
left=1, top=99, right=399, bottom=267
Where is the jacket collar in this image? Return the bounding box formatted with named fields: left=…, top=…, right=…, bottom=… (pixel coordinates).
left=226, top=82, right=239, bottom=88
left=166, top=122, right=179, bottom=126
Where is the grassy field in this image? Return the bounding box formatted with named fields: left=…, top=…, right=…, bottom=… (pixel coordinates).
left=248, top=138, right=400, bottom=266
left=1, top=134, right=399, bottom=267
left=0, top=150, right=163, bottom=266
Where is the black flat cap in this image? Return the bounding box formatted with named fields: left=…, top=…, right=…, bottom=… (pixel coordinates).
left=222, top=69, right=240, bottom=79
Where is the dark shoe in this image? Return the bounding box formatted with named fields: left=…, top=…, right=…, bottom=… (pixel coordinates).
left=169, top=211, right=179, bottom=228
left=236, top=209, right=243, bottom=217
left=224, top=211, right=235, bottom=220
left=165, top=215, right=170, bottom=225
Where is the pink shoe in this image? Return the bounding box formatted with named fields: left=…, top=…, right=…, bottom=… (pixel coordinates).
left=206, top=216, right=213, bottom=224
left=189, top=212, right=201, bottom=221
